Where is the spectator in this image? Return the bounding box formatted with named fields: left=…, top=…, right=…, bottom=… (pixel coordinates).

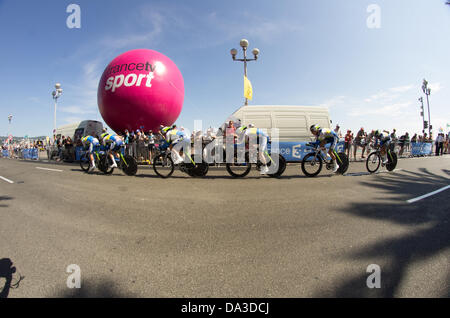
left=353, top=127, right=367, bottom=161
left=398, top=132, right=409, bottom=156
left=435, top=133, right=444, bottom=156
left=344, top=129, right=353, bottom=158
left=334, top=124, right=342, bottom=138
left=135, top=130, right=148, bottom=162
left=147, top=130, right=155, bottom=162
left=444, top=134, right=450, bottom=154
left=225, top=120, right=236, bottom=145
left=64, top=136, right=75, bottom=162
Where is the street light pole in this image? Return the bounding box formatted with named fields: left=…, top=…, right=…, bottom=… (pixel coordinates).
left=52, top=83, right=63, bottom=138
left=7, top=114, right=12, bottom=144
left=230, top=39, right=260, bottom=106
left=422, top=79, right=431, bottom=138
left=418, top=97, right=425, bottom=134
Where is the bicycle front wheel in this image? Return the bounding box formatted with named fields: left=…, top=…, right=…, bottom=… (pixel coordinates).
left=366, top=152, right=381, bottom=173
left=99, top=154, right=114, bottom=175
left=301, top=153, right=323, bottom=177
left=226, top=153, right=251, bottom=178
left=153, top=153, right=174, bottom=178
left=79, top=153, right=90, bottom=172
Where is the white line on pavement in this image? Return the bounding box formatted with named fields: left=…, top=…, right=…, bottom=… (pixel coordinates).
left=407, top=185, right=450, bottom=204
left=0, top=176, right=14, bottom=184
left=344, top=168, right=403, bottom=177
left=36, top=167, right=63, bottom=172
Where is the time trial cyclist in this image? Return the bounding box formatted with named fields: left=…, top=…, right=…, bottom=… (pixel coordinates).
left=236, top=123, right=270, bottom=174
left=373, top=129, right=391, bottom=164
left=165, top=125, right=191, bottom=165
left=309, top=124, right=340, bottom=173
left=100, top=132, right=124, bottom=169
left=81, top=135, right=99, bottom=172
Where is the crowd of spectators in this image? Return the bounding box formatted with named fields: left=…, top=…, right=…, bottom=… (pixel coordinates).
left=115, top=124, right=450, bottom=163
left=335, top=124, right=449, bottom=160
left=0, top=139, right=44, bottom=159
left=2, top=125, right=449, bottom=162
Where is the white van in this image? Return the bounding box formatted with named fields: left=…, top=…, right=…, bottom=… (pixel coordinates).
left=55, top=120, right=103, bottom=143
left=228, top=105, right=331, bottom=142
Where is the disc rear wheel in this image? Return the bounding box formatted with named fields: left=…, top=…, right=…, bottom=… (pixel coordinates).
left=386, top=151, right=397, bottom=172
left=267, top=154, right=287, bottom=178
left=336, top=152, right=349, bottom=174
left=121, top=155, right=138, bottom=176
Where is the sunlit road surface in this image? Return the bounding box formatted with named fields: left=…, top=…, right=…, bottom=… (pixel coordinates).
left=1, top=155, right=449, bottom=298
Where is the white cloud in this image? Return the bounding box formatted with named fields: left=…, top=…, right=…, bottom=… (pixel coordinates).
left=389, top=85, right=414, bottom=93
left=349, top=102, right=412, bottom=117
left=319, top=95, right=346, bottom=108
left=428, top=82, right=442, bottom=93
left=59, top=105, right=96, bottom=115
left=100, top=11, right=165, bottom=51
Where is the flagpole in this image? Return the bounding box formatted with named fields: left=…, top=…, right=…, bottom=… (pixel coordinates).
left=230, top=39, right=260, bottom=106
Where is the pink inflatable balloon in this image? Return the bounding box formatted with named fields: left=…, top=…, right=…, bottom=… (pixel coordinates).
left=97, top=49, right=184, bottom=133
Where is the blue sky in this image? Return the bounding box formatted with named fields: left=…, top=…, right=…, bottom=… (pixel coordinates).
left=0, top=0, right=449, bottom=137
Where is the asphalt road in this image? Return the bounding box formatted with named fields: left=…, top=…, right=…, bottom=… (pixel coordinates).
left=0, top=155, right=449, bottom=298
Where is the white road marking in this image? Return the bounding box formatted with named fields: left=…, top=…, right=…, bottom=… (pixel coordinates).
left=344, top=168, right=403, bottom=177
left=407, top=185, right=450, bottom=204
left=0, top=176, right=14, bottom=184
left=36, top=167, right=63, bottom=172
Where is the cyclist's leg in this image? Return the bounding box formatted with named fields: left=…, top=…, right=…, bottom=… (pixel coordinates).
left=380, top=139, right=389, bottom=163
left=109, top=142, right=118, bottom=167
left=182, top=138, right=191, bottom=162
left=88, top=144, right=95, bottom=168
left=258, top=136, right=268, bottom=166
left=327, top=139, right=337, bottom=162
left=328, top=137, right=339, bottom=172
left=319, top=140, right=328, bottom=156
left=171, top=141, right=183, bottom=164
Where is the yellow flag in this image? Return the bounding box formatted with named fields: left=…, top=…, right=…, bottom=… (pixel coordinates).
left=244, top=76, right=253, bottom=101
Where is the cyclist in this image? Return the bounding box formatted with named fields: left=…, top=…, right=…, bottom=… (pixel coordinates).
left=166, top=125, right=190, bottom=164
left=310, top=124, right=340, bottom=173
left=100, top=132, right=124, bottom=169
left=81, top=135, right=99, bottom=172
left=373, top=129, right=391, bottom=164
left=237, top=124, right=270, bottom=174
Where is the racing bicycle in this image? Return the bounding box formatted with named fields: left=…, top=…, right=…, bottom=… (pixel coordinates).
left=152, top=143, right=209, bottom=178
left=105, top=145, right=138, bottom=176
left=225, top=143, right=287, bottom=178
left=366, top=144, right=397, bottom=173
left=301, top=142, right=349, bottom=177
left=79, top=148, right=113, bottom=174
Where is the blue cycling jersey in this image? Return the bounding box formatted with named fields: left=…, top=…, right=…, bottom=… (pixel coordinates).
left=82, top=136, right=99, bottom=146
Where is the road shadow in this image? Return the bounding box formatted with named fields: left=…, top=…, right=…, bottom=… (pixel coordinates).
left=0, top=258, right=24, bottom=298
left=314, top=168, right=450, bottom=297
left=0, top=196, right=13, bottom=208
left=55, top=278, right=136, bottom=298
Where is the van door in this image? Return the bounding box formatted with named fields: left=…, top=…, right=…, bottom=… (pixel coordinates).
left=273, top=113, right=308, bottom=141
